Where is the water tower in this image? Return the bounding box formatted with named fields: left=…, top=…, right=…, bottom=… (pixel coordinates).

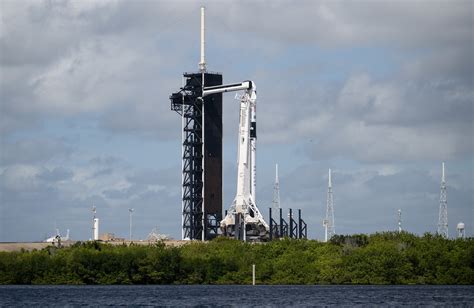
left=92, top=205, right=99, bottom=241
left=457, top=222, right=465, bottom=239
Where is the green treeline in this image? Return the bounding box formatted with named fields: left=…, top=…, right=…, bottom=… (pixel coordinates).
left=0, top=232, right=472, bottom=285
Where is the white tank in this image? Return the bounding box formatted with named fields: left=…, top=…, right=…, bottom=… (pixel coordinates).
left=93, top=218, right=99, bottom=240
left=457, top=222, right=465, bottom=239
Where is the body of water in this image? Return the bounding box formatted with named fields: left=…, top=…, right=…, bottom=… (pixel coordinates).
left=1, top=285, right=472, bottom=306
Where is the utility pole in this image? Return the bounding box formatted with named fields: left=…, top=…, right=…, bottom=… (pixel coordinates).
left=129, top=208, right=134, bottom=242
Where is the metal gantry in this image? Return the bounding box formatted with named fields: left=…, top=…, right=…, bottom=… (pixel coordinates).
left=171, top=72, right=224, bottom=241
left=437, top=162, right=448, bottom=238
left=171, top=74, right=204, bottom=240
left=323, top=168, right=335, bottom=242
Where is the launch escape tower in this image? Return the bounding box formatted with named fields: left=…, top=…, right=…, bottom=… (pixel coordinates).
left=437, top=162, right=448, bottom=238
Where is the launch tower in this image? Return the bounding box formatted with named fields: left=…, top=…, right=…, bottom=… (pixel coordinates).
left=170, top=8, right=223, bottom=240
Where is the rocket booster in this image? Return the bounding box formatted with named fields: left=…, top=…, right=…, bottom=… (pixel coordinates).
left=250, top=87, right=257, bottom=202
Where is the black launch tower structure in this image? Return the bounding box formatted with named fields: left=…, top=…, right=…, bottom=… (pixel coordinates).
left=170, top=72, right=223, bottom=240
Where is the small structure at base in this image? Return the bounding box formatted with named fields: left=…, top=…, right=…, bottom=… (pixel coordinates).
left=99, top=233, right=125, bottom=242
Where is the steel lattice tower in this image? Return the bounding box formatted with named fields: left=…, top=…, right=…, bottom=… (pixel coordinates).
left=437, top=162, right=448, bottom=238
left=272, top=164, right=281, bottom=212
left=323, top=168, right=335, bottom=242
left=169, top=8, right=223, bottom=241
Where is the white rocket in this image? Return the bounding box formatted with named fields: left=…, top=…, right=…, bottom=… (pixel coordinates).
left=203, top=81, right=268, bottom=240
left=197, top=6, right=267, bottom=240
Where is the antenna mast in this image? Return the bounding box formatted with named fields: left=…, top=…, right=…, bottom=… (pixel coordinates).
left=272, top=164, right=281, bottom=212
left=437, top=162, right=448, bottom=238
left=129, top=208, right=134, bottom=242
left=323, top=168, right=335, bottom=242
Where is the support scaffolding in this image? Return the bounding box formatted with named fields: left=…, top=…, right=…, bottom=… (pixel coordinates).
left=269, top=208, right=280, bottom=240
left=269, top=207, right=307, bottom=240
left=298, top=209, right=307, bottom=239
left=289, top=209, right=298, bottom=239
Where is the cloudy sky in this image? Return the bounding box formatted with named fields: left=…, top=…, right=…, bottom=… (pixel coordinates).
left=0, top=0, right=472, bottom=242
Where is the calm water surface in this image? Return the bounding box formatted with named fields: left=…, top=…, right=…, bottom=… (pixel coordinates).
left=0, top=285, right=472, bottom=307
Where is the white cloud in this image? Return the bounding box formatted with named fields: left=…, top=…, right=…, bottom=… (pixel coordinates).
left=1, top=165, right=41, bottom=192
left=31, top=39, right=141, bottom=114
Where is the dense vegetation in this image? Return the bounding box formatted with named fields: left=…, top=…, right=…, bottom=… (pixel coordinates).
left=0, top=232, right=472, bottom=285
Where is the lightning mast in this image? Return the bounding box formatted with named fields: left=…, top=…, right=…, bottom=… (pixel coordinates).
left=437, top=162, right=448, bottom=238
left=398, top=209, right=402, bottom=233
left=272, top=164, right=281, bottom=212
left=199, top=7, right=206, bottom=73
left=323, top=168, right=335, bottom=242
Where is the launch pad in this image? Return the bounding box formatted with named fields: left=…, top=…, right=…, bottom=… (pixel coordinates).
left=169, top=7, right=308, bottom=242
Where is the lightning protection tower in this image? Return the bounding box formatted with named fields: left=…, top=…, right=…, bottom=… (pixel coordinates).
left=323, top=168, right=335, bottom=242
left=398, top=209, right=402, bottom=233
left=437, top=162, right=448, bottom=238
left=272, top=164, right=281, bottom=212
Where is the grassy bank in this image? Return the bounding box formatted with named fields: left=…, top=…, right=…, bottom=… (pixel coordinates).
left=0, top=232, right=472, bottom=285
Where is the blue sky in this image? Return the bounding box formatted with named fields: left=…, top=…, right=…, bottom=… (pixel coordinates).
left=0, top=0, right=472, bottom=241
